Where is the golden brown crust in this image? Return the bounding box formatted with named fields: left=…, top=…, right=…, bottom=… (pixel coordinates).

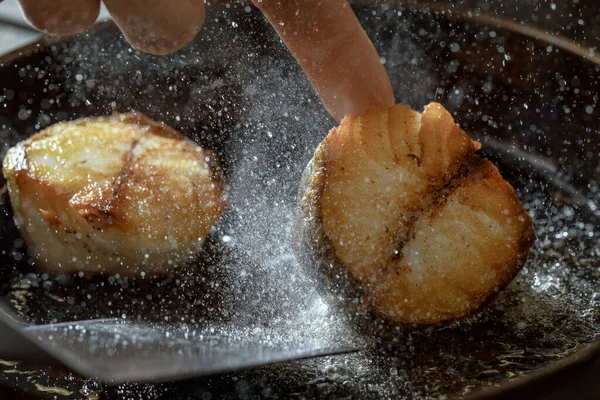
left=371, top=158, right=534, bottom=324
left=2, top=113, right=226, bottom=275
left=298, top=102, right=535, bottom=325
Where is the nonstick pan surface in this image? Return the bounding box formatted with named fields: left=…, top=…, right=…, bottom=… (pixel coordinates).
left=0, top=2, right=599, bottom=399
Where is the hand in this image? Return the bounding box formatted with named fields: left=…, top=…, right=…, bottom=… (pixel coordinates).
left=18, top=0, right=205, bottom=56
left=17, top=0, right=394, bottom=122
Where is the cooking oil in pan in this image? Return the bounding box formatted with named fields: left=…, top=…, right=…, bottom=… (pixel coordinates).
left=197, top=154, right=599, bottom=400
left=1, top=134, right=598, bottom=399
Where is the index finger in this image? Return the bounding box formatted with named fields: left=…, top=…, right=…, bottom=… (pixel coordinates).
left=251, top=0, right=395, bottom=122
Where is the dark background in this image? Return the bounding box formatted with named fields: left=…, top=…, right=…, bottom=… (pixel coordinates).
left=424, top=0, right=600, bottom=48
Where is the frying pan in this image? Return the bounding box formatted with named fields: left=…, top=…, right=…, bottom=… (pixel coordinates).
left=1, top=1, right=599, bottom=398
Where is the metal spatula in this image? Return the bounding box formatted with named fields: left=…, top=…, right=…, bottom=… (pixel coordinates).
left=0, top=303, right=355, bottom=384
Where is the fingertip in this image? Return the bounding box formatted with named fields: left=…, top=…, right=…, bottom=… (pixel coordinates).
left=104, top=0, right=206, bottom=55
left=254, top=0, right=395, bottom=122
left=18, top=0, right=100, bottom=36
left=123, top=22, right=205, bottom=56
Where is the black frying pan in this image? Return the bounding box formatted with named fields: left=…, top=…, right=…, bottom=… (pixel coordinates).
left=0, top=1, right=599, bottom=398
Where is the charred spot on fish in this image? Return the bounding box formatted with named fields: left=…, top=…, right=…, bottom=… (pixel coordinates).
left=407, top=153, right=422, bottom=166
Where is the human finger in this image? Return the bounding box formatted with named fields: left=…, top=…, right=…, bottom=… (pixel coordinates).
left=18, top=0, right=100, bottom=36
left=251, top=0, right=395, bottom=122
left=102, top=0, right=206, bottom=55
